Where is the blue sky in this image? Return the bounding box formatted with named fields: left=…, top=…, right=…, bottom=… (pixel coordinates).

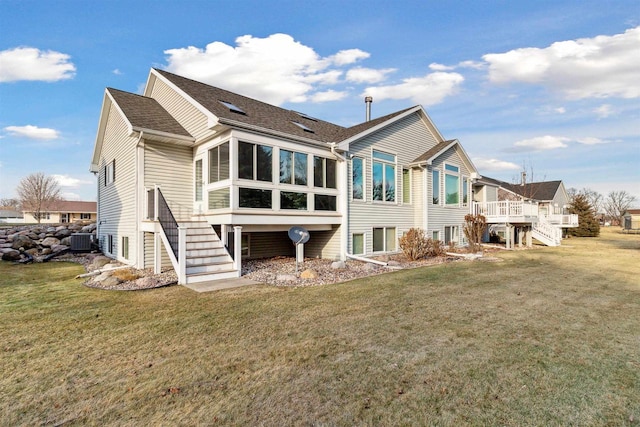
left=1, top=0, right=639, bottom=204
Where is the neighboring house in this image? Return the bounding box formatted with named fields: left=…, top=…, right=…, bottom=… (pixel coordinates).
left=0, top=209, right=24, bottom=224
left=622, top=209, right=640, bottom=230
left=23, top=201, right=97, bottom=224
left=90, top=68, right=479, bottom=284
left=473, top=176, right=578, bottom=247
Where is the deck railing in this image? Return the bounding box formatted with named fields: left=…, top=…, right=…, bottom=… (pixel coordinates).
left=473, top=201, right=538, bottom=219
left=156, top=188, right=179, bottom=259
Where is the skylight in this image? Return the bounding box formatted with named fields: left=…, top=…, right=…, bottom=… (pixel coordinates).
left=292, top=121, right=315, bottom=133
left=294, top=111, right=318, bottom=122
left=219, top=101, right=246, bottom=115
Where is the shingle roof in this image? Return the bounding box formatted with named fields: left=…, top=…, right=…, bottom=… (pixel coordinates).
left=155, top=69, right=419, bottom=145
left=501, top=180, right=562, bottom=201
left=412, top=139, right=457, bottom=164
left=45, top=201, right=97, bottom=213
left=107, top=88, right=192, bottom=137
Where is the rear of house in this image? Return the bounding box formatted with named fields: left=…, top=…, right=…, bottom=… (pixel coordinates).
left=91, top=68, right=478, bottom=284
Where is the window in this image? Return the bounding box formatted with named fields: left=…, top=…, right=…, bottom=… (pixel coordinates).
left=444, top=164, right=460, bottom=206
left=280, top=150, right=307, bottom=185
left=241, top=234, right=250, bottom=257
left=209, top=142, right=229, bottom=183
left=239, top=188, right=272, bottom=209
left=373, top=227, right=396, bottom=252
left=432, top=230, right=440, bottom=241
left=314, top=156, right=336, bottom=189
left=280, top=191, right=307, bottom=210
left=372, top=150, right=395, bottom=202
left=444, top=226, right=459, bottom=244
left=352, top=157, right=364, bottom=200
left=80, top=213, right=91, bottom=220
left=314, top=194, right=337, bottom=211
left=107, top=234, right=114, bottom=254
left=402, top=168, right=410, bottom=204
left=195, top=159, right=203, bottom=201
left=238, top=142, right=272, bottom=182
left=432, top=170, right=440, bottom=204
left=209, top=188, right=230, bottom=209
left=463, top=177, right=469, bottom=206
left=352, top=233, right=364, bottom=255
left=122, top=236, right=129, bottom=260
left=105, top=160, right=115, bottom=186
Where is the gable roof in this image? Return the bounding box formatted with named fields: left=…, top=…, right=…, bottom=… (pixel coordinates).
left=107, top=88, right=192, bottom=138
left=624, top=209, right=640, bottom=215
left=44, top=201, right=97, bottom=213
left=502, top=180, right=562, bottom=201
left=153, top=69, right=346, bottom=144
left=412, top=139, right=458, bottom=164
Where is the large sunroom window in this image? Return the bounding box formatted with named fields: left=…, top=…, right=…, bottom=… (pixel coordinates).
left=238, top=141, right=272, bottom=182
left=280, top=150, right=307, bottom=185
left=372, top=150, right=395, bottom=202
left=314, top=156, right=336, bottom=189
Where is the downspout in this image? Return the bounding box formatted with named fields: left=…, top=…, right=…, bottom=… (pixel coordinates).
left=345, top=252, right=388, bottom=266
left=330, top=143, right=348, bottom=261
left=134, top=131, right=144, bottom=268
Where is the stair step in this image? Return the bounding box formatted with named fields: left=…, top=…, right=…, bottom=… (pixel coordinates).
left=186, top=247, right=227, bottom=257
left=184, top=269, right=240, bottom=284
left=186, top=234, right=219, bottom=243
left=187, top=261, right=235, bottom=275
left=185, top=254, right=231, bottom=266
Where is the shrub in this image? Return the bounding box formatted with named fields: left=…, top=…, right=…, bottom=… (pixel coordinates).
left=427, top=238, right=446, bottom=257
left=399, top=228, right=430, bottom=261
left=112, top=268, right=141, bottom=281
left=463, top=213, right=487, bottom=252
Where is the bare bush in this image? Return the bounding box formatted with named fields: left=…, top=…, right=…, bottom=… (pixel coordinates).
left=463, top=213, right=487, bottom=253
left=399, top=228, right=430, bottom=261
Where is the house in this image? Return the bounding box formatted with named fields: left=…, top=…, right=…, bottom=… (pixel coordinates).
left=22, top=201, right=97, bottom=224
left=90, top=68, right=480, bottom=284
left=0, top=209, right=24, bottom=224
left=622, top=209, right=640, bottom=230
left=472, top=176, right=578, bottom=247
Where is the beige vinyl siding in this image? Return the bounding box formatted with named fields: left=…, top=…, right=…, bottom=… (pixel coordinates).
left=246, top=232, right=294, bottom=259
left=149, top=77, right=214, bottom=142
left=305, top=226, right=341, bottom=259
left=97, top=103, right=138, bottom=262
left=412, top=168, right=424, bottom=228
left=143, top=231, right=171, bottom=269
left=347, top=112, right=437, bottom=254
left=427, top=146, right=472, bottom=243
left=144, top=141, right=193, bottom=221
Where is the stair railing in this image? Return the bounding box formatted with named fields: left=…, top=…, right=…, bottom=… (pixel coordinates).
left=156, top=188, right=179, bottom=259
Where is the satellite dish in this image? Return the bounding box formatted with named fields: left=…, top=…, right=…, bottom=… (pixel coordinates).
left=288, top=226, right=310, bottom=245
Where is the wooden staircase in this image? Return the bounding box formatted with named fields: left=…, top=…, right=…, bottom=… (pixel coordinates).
left=180, top=221, right=239, bottom=284
left=532, top=216, right=562, bottom=247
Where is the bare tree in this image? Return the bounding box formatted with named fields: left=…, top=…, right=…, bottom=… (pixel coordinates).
left=16, top=173, right=63, bottom=223
left=0, top=198, right=20, bottom=210
left=603, top=190, right=637, bottom=226
left=567, top=187, right=603, bottom=214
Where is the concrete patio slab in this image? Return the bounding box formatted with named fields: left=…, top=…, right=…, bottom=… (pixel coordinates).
left=182, top=277, right=261, bottom=293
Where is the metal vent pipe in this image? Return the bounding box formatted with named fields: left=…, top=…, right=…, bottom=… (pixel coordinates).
left=365, top=96, right=373, bottom=121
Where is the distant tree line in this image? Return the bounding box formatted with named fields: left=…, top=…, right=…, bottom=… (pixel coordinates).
left=567, top=187, right=637, bottom=236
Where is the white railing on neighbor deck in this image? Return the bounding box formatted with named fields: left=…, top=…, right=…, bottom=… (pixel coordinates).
left=473, top=201, right=539, bottom=222
left=546, top=213, right=579, bottom=227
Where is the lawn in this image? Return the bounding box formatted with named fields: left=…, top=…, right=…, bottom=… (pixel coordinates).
left=1, top=228, right=638, bottom=426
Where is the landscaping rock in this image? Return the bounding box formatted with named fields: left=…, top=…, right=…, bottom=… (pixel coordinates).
left=41, top=237, right=61, bottom=247
left=11, top=235, right=35, bottom=250
left=134, top=276, right=158, bottom=288
left=100, top=276, right=121, bottom=287
left=300, top=269, right=318, bottom=279
left=276, top=273, right=297, bottom=282
left=51, top=244, right=69, bottom=253
left=91, top=256, right=112, bottom=269
left=331, top=260, right=346, bottom=269
left=54, top=229, right=73, bottom=238
left=1, top=249, right=21, bottom=261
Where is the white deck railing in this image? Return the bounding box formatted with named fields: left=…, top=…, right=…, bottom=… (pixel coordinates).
left=546, top=214, right=579, bottom=227
left=473, top=201, right=539, bottom=221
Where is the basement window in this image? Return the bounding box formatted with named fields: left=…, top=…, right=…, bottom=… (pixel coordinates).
left=219, top=101, right=246, bottom=115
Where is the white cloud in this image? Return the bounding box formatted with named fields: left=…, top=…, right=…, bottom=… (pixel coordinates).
left=112, top=68, right=123, bottom=75
left=363, top=72, right=464, bottom=106
left=52, top=174, right=93, bottom=188
left=575, top=137, right=610, bottom=145
left=429, top=63, right=455, bottom=71
left=483, top=26, right=640, bottom=99
left=327, top=48, right=370, bottom=66
left=0, top=47, right=76, bottom=82
left=513, top=135, right=570, bottom=151
left=472, top=158, right=520, bottom=172
left=163, top=34, right=372, bottom=106
left=310, top=90, right=348, bottom=103
left=346, top=67, right=395, bottom=83
left=593, top=104, right=613, bottom=119
left=458, top=60, right=485, bottom=70
left=3, top=125, right=59, bottom=140
left=60, top=191, right=81, bottom=201
left=555, top=107, right=566, bottom=114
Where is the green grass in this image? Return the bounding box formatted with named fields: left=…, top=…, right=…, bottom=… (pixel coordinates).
left=1, top=228, right=639, bottom=426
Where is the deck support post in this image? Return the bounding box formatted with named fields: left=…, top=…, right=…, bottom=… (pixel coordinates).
left=178, top=226, right=187, bottom=284
left=233, top=226, right=242, bottom=276
left=221, top=224, right=228, bottom=246
left=154, top=232, right=162, bottom=274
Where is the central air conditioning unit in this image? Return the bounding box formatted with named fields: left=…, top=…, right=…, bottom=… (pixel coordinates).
left=70, top=233, right=94, bottom=252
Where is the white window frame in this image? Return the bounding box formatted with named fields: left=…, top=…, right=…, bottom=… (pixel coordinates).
left=432, top=169, right=440, bottom=205
left=444, top=163, right=460, bottom=207
left=432, top=230, right=440, bottom=241
left=105, top=160, right=115, bottom=186
left=372, top=149, right=397, bottom=203
left=352, top=232, right=365, bottom=255
left=402, top=168, right=411, bottom=204
left=444, top=226, right=459, bottom=245
left=372, top=226, right=397, bottom=253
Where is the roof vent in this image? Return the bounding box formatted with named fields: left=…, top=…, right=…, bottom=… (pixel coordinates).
left=365, top=96, right=373, bottom=122
left=292, top=121, right=315, bottom=133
